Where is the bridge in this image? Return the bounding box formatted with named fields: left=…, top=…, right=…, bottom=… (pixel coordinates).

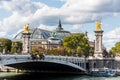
left=0, top=54, right=87, bottom=74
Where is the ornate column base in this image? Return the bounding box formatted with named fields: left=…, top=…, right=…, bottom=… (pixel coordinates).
left=94, top=52, right=103, bottom=59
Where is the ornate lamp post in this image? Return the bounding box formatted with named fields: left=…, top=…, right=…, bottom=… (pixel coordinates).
left=22, top=24, right=31, bottom=54
left=94, top=21, right=103, bottom=58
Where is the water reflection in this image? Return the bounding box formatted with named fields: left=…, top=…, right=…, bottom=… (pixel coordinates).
left=0, top=72, right=77, bottom=80
left=0, top=72, right=120, bottom=80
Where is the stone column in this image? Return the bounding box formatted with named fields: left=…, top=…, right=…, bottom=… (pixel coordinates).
left=22, top=24, right=31, bottom=54
left=94, top=21, right=104, bottom=58
left=22, top=33, right=31, bottom=54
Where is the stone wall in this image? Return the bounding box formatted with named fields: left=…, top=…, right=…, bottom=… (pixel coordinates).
left=88, top=58, right=118, bottom=71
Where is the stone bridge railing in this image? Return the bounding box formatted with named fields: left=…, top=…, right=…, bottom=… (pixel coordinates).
left=0, top=54, right=87, bottom=71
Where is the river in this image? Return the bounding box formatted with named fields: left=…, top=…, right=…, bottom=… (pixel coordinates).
left=0, top=72, right=120, bottom=80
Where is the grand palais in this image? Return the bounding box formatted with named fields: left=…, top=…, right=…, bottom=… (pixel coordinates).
left=13, top=20, right=71, bottom=51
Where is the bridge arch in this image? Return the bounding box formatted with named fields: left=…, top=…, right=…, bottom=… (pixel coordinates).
left=5, top=60, right=86, bottom=74
left=0, top=55, right=87, bottom=74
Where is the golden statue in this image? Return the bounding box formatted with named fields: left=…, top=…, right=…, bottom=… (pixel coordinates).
left=96, top=21, right=101, bottom=30
left=24, top=24, right=29, bottom=33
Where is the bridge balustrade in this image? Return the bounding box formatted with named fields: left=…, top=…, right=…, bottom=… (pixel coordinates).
left=0, top=54, right=87, bottom=71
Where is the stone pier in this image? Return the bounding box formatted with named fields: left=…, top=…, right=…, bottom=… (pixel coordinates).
left=22, top=24, right=31, bottom=54
left=94, top=21, right=104, bottom=58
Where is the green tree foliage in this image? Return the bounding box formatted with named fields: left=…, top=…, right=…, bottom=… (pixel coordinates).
left=11, top=41, right=22, bottom=54
left=0, top=38, right=12, bottom=54
left=62, top=33, right=90, bottom=57
left=109, top=42, right=120, bottom=57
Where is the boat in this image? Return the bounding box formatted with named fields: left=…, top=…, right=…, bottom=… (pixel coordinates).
left=89, top=67, right=116, bottom=77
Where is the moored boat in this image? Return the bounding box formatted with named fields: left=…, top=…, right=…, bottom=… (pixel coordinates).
left=89, top=68, right=116, bottom=77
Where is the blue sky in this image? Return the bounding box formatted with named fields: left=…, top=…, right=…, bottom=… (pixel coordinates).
left=31, top=0, right=64, bottom=8
left=0, top=0, right=120, bottom=50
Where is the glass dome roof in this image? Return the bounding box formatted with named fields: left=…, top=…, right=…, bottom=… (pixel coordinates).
left=52, top=19, right=71, bottom=39
left=13, top=28, right=52, bottom=41
left=13, top=20, right=71, bottom=41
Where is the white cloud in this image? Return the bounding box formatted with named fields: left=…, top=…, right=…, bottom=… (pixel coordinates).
left=0, top=0, right=48, bottom=38
left=69, top=24, right=82, bottom=32
left=0, top=0, right=120, bottom=50
left=59, top=0, right=120, bottom=24
left=0, top=31, right=7, bottom=37
left=38, top=24, right=48, bottom=30
left=62, top=0, right=120, bottom=12
left=37, top=24, right=55, bottom=31
left=0, top=0, right=120, bottom=32
left=104, top=27, right=120, bottom=39
left=88, top=34, right=95, bottom=42
left=0, top=0, right=45, bottom=14
left=11, top=29, right=23, bottom=39
left=103, top=27, right=120, bottom=50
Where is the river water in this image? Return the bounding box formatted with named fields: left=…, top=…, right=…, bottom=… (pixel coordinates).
left=0, top=72, right=120, bottom=80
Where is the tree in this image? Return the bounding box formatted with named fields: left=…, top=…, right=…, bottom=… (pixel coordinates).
left=11, top=41, right=22, bottom=54
left=109, top=42, right=120, bottom=57
left=62, top=33, right=90, bottom=57
left=0, top=38, right=12, bottom=54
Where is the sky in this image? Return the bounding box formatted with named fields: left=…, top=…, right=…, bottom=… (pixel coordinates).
left=0, top=0, right=120, bottom=51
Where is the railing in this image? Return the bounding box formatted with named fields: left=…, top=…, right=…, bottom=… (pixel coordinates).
left=0, top=54, right=87, bottom=70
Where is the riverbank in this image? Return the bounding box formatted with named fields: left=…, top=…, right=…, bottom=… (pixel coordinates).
left=0, top=72, right=120, bottom=80
left=0, top=72, right=23, bottom=78
left=0, top=66, right=21, bottom=72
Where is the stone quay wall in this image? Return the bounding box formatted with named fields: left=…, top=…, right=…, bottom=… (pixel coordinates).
left=88, top=58, right=120, bottom=71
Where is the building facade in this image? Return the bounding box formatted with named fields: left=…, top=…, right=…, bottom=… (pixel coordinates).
left=13, top=20, right=71, bottom=53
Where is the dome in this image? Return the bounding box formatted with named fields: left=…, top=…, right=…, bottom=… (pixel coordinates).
left=13, top=28, right=52, bottom=41
left=13, top=20, right=71, bottom=41
left=52, top=19, right=71, bottom=39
